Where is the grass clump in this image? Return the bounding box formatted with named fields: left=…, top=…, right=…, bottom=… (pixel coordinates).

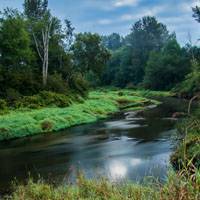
left=41, top=120, right=54, bottom=132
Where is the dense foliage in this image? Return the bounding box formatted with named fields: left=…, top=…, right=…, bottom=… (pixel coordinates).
left=0, top=0, right=110, bottom=103
left=100, top=14, right=199, bottom=95
left=144, top=39, right=190, bottom=90
left=0, top=0, right=199, bottom=104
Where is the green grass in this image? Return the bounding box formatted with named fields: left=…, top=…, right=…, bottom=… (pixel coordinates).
left=171, top=107, right=200, bottom=173
left=0, top=89, right=166, bottom=141
left=4, top=171, right=200, bottom=200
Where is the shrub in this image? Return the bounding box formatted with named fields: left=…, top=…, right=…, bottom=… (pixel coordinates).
left=14, top=91, right=73, bottom=109
left=173, top=60, right=200, bottom=98
left=126, top=83, right=137, bottom=90
left=46, top=73, right=68, bottom=94
left=6, top=88, right=21, bottom=102
left=0, top=99, right=7, bottom=110
left=0, top=128, right=11, bottom=140
left=71, top=73, right=89, bottom=96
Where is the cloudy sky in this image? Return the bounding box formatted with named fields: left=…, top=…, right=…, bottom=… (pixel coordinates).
left=0, top=0, right=200, bottom=45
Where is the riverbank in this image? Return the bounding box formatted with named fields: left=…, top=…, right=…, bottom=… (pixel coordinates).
left=0, top=89, right=169, bottom=141
left=4, top=171, right=199, bottom=200
left=2, top=90, right=200, bottom=200
left=171, top=106, right=200, bottom=174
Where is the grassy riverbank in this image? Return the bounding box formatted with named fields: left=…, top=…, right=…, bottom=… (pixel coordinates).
left=0, top=89, right=169, bottom=141
left=171, top=106, right=200, bottom=175
left=4, top=171, right=200, bottom=200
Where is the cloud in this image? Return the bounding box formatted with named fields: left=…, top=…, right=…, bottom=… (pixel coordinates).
left=120, top=5, right=168, bottom=22
left=179, top=0, right=200, bottom=13
left=98, top=19, right=113, bottom=25
left=113, top=0, right=139, bottom=7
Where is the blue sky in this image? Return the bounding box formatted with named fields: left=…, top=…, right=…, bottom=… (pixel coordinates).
left=0, top=0, right=200, bottom=45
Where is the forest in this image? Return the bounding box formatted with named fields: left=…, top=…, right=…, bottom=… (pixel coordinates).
left=0, top=0, right=199, bottom=106
left=0, top=0, right=199, bottom=199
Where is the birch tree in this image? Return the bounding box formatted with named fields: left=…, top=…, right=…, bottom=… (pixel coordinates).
left=32, top=17, right=52, bottom=86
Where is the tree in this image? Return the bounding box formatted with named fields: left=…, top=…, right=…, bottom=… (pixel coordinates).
left=177, top=60, right=200, bottom=97
left=72, top=33, right=110, bottom=78
left=100, top=48, right=123, bottom=86
left=31, top=14, right=53, bottom=86
left=64, top=19, right=75, bottom=51
left=24, top=0, right=75, bottom=87
left=126, top=16, right=171, bottom=85
left=102, top=46, right=133, bottom=87
left=0, top=9, right=33, bottom=68
left=144, top=39, right=190, bottom=90
left=193, top=2, right=200, bottom=23
left=175, top=2, right=200, bottom=97
left=102, top=33, right=122, bottom=51
left=24, top=0, right=52, bottom=86
left=0, top=9, right=38, bottom=97
left=24, top=0, right=48, bottom=20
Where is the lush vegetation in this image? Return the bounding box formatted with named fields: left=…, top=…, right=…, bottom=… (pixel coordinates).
left=0, top=89, right=164, bottom=141
left=4, top=171, right=200, bottom=200
left=171, top=107, right=200, bottom=175
left=0, top=0, right=200, bottom=199
left=101, top=16, right=200, bottom=97
left=0, top=1, right=110, bottom=101
left=0, top=0, right=199, bottom=103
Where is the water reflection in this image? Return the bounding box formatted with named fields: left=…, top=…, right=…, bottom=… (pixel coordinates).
left=108, top=161, right=127, bottom=180
left=108, top=158, right=142, bottom=180
left=130, top=158, right=142, bottom=166
left=105, top=120, right=145, bottom=130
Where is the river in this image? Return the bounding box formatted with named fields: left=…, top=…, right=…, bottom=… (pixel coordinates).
left=0, top=97, right=189, bottom=193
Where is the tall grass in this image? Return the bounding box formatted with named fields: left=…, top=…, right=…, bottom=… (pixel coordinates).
left=4, top=170, right=200, bottom=200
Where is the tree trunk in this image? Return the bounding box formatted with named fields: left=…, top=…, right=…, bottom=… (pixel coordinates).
left=32, top=19, right=52, bottom=87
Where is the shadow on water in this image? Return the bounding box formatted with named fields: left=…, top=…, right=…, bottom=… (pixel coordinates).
left=0, top=97, right=189, bottom=193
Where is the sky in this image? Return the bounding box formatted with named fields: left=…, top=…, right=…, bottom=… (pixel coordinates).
left=0, top=0, right=200, bottom=45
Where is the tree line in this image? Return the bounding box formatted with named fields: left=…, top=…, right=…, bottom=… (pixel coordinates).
left=0, top=0, right=199, bottom=104
left=101, top=15, right=200, bottom=96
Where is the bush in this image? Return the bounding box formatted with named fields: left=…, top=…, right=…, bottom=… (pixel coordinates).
left=0, top=127, right=11, bottom=140
left=0, top=99, right=7, bottom=110
left=173, top=60, right=200, bottom=98
left=46, top=73, right=68, bottom=94
left=14, top=91, right=73, bottom=109
left=6, top=88, right=21, bottom=102
left=126, top=83, right=137, bottom=90
left=70, top=73, right=89, bottom=96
